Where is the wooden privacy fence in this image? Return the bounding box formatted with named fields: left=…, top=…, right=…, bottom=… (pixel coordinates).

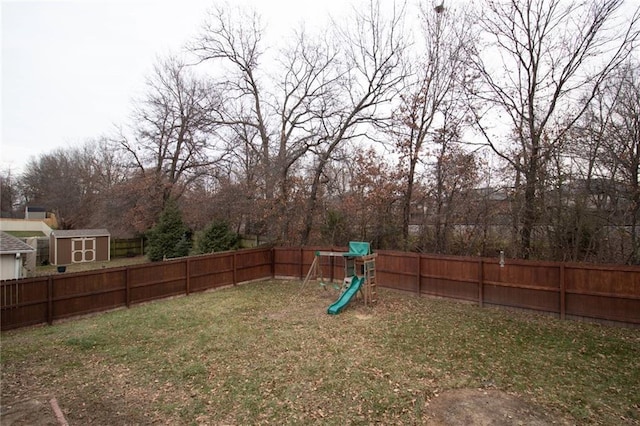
left=2, top=246, right=639, bottom=330
left=1, top=248, right=272, bottom=330
left=110, top=238, right=145, bottom=258
left=272, top=247, right=640, bottom=326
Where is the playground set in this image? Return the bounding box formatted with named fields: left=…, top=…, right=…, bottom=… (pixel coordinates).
left=302, top=241, right=378, bottom=315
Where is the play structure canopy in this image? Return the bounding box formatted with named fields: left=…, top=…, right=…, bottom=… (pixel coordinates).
left=343, top=241, right=371, bottom=257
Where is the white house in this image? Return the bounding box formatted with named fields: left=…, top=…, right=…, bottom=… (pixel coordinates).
left=0, top=232, right=36, bottom=280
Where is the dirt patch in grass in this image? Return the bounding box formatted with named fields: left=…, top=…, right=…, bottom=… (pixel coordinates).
left=426, top=388, right=569, bottom=425
left=1, top=397, right=59, bottom=426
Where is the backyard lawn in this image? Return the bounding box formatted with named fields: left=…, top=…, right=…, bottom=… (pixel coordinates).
left=34, top=255, right=150, bottom=276
left=1, top=280, right=638, bottom=424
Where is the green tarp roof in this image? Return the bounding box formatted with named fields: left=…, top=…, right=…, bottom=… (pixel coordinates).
left=343, top=241, right=370, bottom=257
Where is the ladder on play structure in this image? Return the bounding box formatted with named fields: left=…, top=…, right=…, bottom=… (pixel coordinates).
left=363, top=254, right=378, bottom=305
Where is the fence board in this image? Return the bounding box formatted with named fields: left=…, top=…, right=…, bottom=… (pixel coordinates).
left=377, top=251, right=419, bottom=293
left=421, top=255, right=480, bottom=283
left=52, top=269, right=127, bottom=320
left=565, top=292, right=640, bottom=324
left=189, top=254, right=234, bottom=292
left=273, top=247, right=302, bottom=278
left=483, top=284, right=560, bottom=312
left=565, top=265, right=640, bottom=296
left=483, top=260, right=560, bottom=290
left=422, top=277, right=479, bottom=301
left=128, top=260, right=187, bottom=304
left=235, top=247, right=273, bottom=283
left=1, top=277, right=49, bottom=329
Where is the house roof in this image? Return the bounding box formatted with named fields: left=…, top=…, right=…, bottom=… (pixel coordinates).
left=0, top=232, right=36, bottom=254
left=51, top=229, right=110, bottom=238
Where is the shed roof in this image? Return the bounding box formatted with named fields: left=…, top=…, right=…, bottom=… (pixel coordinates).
left=51, top=229, right=110, bottom=238
left=0, top=232, right=36, bottom=254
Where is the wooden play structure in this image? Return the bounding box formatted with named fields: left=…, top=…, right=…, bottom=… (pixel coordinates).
left=302, top=242, right=378, bottom=313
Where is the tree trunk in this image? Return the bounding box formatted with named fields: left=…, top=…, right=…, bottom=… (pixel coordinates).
left=300, top=155, right=328, bottom=245
left=401, top=157, right=417, bottom=250
left=520, top=149, right=539, bottom=259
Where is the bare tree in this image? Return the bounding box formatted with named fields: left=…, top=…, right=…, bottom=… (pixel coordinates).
left=392, top=2, right=475, bottom=249
left=20, top=143, right=114, bottom=229
left=190, top=6, right=340, bottom=242
left=300, top=0, right=409, bottom=244
left=0, top=168, right=22, bottom=218
left=339, top=148, right=404, bottom=248
left=118, top=55, right=225, bottom=207
left=427, top=128, right=481, bottom=253
left=467, top=0, right=639, bottom=258
left=190, top=1, right=407, bottom=244
left=598, top=61, right=640, bottom=263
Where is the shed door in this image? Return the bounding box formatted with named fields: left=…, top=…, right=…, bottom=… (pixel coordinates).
left=72, top=238, right=96, bottom=263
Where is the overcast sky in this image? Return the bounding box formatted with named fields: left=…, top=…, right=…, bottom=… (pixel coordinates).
left=1, top=0, right=359, bottom=174
left=5, top=0, right=633, bottom=176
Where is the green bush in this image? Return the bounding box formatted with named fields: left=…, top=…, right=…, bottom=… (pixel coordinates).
left=146, top=200, right=192, bottom=261
left=196, top=221, right=239, bottom=254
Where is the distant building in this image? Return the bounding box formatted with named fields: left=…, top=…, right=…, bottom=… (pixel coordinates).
left=0, top=232, right=35, bottom=280
left=25, top=206, right=47, bottom=220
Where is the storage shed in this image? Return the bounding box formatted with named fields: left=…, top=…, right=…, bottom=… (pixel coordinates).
left=50, top=229, right=111, bottom=265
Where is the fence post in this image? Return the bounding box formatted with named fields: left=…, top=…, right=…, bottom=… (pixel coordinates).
left=299, top=247, right=304, bottom=280
left=233, top=252, right=237, bottom=285
left=270, top=247, right=275, bottom=279
left=186, top=258, right=191, bottom=295
left=126, top=267, right=131, bottom=307
left=560, top=264, right=565, bottom=320
left=478, top=259, right=484, bottom=308
left=47, top=276, right=53, bottom=325
left=416, top=253, right=421, bottom=295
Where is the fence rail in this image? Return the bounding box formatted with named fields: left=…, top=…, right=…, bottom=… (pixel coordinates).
left=2, top=246, right=639, bottom=330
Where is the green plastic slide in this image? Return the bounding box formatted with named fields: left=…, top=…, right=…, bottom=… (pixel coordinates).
left=327, top=276, right=364, bottom=315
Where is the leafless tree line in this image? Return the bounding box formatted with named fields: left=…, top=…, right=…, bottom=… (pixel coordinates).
left=2, top=0, right=639, bottom=264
